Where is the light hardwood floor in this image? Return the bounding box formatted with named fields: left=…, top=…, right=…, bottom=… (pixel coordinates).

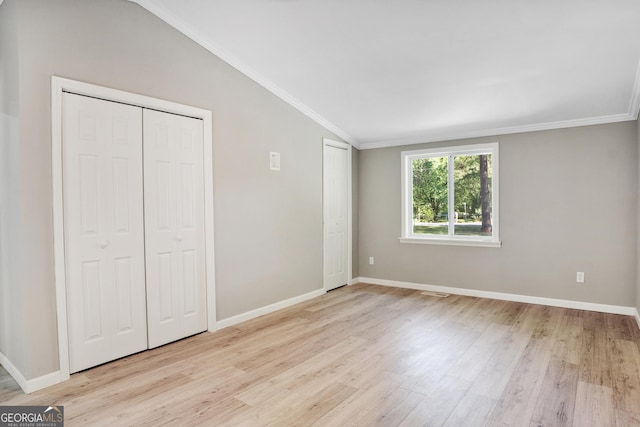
left=1, top=283, right=640, bottom=426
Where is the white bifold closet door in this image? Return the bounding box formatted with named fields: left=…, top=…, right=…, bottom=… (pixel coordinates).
left=64, top=93, right=207, bottom=373
left=143, top=109, right=207, bottom=349
left=63, top=93, right=147, bottom=373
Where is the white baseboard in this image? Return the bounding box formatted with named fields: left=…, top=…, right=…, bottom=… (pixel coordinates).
left=216, top=288, right=326, bottom=329
left=0, top=351, right=27, bottom=393
left=0, top=351, right=64, bottom=394
left=635, top=309, right=640, bottom=330
left=354, top=277, right=638, bottom=317
left=23, top=370, right=65, bottom=394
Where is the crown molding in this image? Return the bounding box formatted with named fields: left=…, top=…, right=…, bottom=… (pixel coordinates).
left=357, top=112, right=636, bottom=150
left=129, top=0, right=356, bottom=146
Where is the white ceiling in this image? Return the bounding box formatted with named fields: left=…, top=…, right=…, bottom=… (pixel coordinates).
left=133, top=0, right=640, bottom=149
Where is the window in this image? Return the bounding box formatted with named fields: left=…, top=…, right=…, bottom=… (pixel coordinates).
left=400, top=143, right=500, bottom=247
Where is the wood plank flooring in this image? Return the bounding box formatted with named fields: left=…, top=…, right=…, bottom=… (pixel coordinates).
left=1, top=283, right=640, bottom=426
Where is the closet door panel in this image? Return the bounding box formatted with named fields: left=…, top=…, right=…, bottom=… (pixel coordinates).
left=144, top=109, right=207, bottom=349
left=63, top=93, right=147, bottom=373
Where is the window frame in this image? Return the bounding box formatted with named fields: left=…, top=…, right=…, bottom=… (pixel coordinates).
left=400, top=142, right=501, bottom=247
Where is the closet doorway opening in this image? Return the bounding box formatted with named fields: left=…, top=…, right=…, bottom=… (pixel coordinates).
left=52, top=77, right=217, bottom=382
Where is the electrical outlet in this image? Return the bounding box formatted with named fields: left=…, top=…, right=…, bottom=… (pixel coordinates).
left=369, top=257, right=374, bottom=265
left=576, top=272, right=585, bottom=283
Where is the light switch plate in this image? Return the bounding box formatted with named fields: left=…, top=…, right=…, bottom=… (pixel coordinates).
left=270, top=152, right=281, bottom=171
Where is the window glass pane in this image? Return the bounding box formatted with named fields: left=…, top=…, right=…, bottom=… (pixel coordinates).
left=412, top=156, right=448, bottom=235
left=453, top=154, right=492, bottom=236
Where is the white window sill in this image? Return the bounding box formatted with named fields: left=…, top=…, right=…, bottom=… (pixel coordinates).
left=399, top=237, right=502, bottom=248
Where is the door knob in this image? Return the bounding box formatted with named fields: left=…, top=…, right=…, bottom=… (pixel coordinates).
left=176, top=235, right=183, bottom=242
left=99, top=240, right=109, bottom=249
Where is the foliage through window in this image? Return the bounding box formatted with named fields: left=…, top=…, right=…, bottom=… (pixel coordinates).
left=401, top=143, right=500, bottom=247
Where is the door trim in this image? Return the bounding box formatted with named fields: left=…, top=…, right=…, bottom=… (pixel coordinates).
left=322, top=138, right=352, bottom=291
left=51, top=76, right=217, bottom=382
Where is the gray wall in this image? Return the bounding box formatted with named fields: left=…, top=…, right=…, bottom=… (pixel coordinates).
left=359, top=122, right=638, bottom=307
left=0, top=0, right=26, bottom=376
left=6, top=0, right=346, bottom=379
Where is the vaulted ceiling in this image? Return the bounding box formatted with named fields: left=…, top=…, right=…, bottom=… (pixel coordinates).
left=132, top=0, right=640, bottom=149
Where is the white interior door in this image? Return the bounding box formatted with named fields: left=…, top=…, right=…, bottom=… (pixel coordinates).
left=323, top=142, right=349, bottom=291
left=144, top=109, right=207, bottom=349
left=63, top=93, right=147, bottom=373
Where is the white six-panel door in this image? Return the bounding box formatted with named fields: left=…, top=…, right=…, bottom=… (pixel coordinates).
left=63, top=93, right=147, bottom=373
left=63, top=93, right=208, bottom=371
left=143, top=109, right=207, bottom=349
left=323, top=143, right=349, bottom=291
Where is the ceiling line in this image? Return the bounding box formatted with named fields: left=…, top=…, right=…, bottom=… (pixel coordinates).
left=129, top=0, right=639, bottom=151
left=629, top=57, right=640, bottom=120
